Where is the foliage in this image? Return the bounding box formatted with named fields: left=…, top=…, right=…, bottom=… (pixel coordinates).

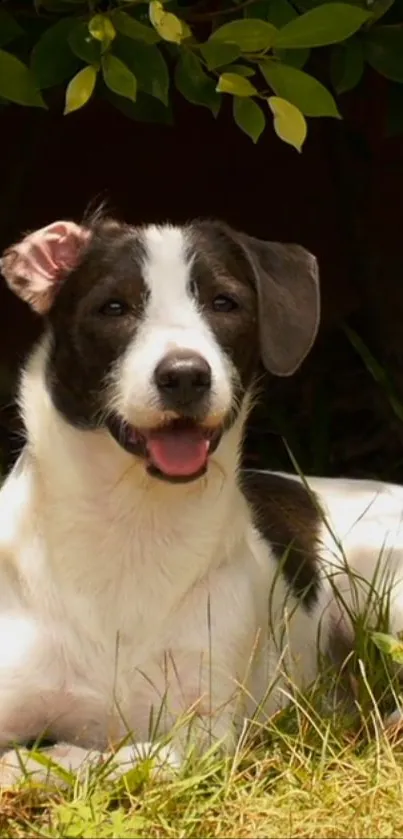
left=1, top=1, right=403, bottom=149
left=372, top=630, right=403, bottom=664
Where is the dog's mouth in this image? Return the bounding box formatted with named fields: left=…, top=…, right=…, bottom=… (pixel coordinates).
left=107, top=415, right=222, bottom=483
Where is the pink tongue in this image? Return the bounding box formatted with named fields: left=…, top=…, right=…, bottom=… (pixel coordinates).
left=146, top=427, right=210, bottom=477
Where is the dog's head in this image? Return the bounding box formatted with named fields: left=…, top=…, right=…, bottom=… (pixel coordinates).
left=1, top=217, right=319, bottom=482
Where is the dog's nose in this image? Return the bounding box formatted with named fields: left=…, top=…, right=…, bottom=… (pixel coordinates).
left=154, top=351, right=212, bottom=409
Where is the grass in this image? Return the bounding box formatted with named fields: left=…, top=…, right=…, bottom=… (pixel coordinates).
left=3, top=493, right=403, bottom=838
left=4, top=502, right=403, bottom=839
left=7, top=536, right=403, bottom=837
left=3, top=666, right=403, bottom=839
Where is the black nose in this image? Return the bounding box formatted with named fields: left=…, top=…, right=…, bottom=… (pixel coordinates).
left=154, top=351, right=212, bottom=410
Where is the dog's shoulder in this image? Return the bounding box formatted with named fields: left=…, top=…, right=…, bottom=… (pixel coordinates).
left=240, top=470, right=321, bottom=609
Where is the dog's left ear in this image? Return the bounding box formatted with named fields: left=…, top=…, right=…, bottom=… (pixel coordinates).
left=238, top=232, right=320, bottom=376
left=1, top=221, right=90, bottom=315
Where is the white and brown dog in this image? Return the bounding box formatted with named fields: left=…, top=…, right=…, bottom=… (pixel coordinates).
left=0, top=216, right=403, bottom=785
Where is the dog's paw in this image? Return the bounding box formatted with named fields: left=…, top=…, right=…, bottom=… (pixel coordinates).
left=0, top=744, right=103, bottom=788
left=384, top=708, right=403, bottom=730
left=107, top=741, right=181, bottom=781
left=0, top=749, right=27, bottom=787
left=0, top=741, right=181, bottom=788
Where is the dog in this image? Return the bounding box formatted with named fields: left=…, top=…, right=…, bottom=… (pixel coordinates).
left=0, top=215, right=403, bottom=786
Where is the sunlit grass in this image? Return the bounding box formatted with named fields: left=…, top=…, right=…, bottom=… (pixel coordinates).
left=2, top=689, right=403, bottom=839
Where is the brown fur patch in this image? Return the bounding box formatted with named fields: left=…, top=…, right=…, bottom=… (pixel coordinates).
left=241, top=471, right=321, bottom=609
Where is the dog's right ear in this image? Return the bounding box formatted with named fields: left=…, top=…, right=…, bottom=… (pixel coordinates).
left=0, top=221, right=90, bottom=315
left=236, top=233, right=320, bottom=376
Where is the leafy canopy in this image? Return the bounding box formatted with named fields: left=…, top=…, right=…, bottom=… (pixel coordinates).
left=1, top=0, right=403, bottom=150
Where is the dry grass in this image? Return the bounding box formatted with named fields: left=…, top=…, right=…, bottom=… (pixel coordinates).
left=3, top=694, right=403, bottom=839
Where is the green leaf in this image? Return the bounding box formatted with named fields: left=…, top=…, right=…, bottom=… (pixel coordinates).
left=263, top=0, right=298, bottom=27
left=68, top=22, right=102, bottom=64
left=113, top=36, right=169, bottom=104
left=64, top=65, right=97, bottom=114
left=370, top=0, right=395, bottom=26
left=37, top=0, right=82, bottom=8
left=245, top=1, right=314, bottom=77
left=372, top=632, right=403, bottom=664
left=223, top=64, right=255, bottom=77
left=112, top=10, right=160, bottom=44
left=244, top=0, right=272, bottom=19
left=0, top=9, right=23, bottom=48
left=199, top=41, right=240, bottom=71
left=88, top=14, right=116, bottom=48
left=233, top=96, right=265, bottom=142
left=274, top=47, right=311, bottom=69
left=261, top=61, right=340, bottom=117
left=31, top=18, right=82, bottom=89
left=268, top=95, right=307, bottom=151
left=36, top=0, right=86, bottom=9
left=175, top=51, right=220, bottom=114
left=102, top=54, right=137, bottom=102
left=0, top=50, right=45, bottom=108
left=216, top=72, right=257, bottom=97
left=364, top=25, right=403, bottom=83
left=330, top=37, right=364, bottom=94
left=149, top=1, right=191, bottom=44
left=343, top=323, right=403, bottom=425
left=210, top=19, right=277, bottom=52
left=275, top=3, right=371, bottom=49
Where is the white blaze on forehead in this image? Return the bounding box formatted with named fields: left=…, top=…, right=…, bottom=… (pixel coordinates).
left=110, top=224, right=235, bottom=427
left=141, top=225, right=193, bottom=317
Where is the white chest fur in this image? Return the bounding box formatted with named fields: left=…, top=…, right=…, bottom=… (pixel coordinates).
left=0, top=426, right=280, bottom=751
left=0, top=347, right=329, bottom=756
left=0, top=428, right=328, bottom=755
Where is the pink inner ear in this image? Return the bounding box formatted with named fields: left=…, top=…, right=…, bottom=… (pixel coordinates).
left=2, top=221, right=90, bottom=314
left=23, top=222, right=89, bottom=281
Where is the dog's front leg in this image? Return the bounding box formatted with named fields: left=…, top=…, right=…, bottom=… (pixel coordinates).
left=0, top=740, right=181, bottom=788
left=0, top=719, right=235, bottom=789
left=0, top=678, right=239, bottom=788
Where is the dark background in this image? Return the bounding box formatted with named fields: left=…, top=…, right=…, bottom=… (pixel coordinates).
left=1, top=69, right=403, bottom=480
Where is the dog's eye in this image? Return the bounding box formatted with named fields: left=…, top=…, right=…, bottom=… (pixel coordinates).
left=212, top=294, right=239, bottom=313
left=188, top=279, right=198, bottom=298
left=99, top=300, right=128, bottom=317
